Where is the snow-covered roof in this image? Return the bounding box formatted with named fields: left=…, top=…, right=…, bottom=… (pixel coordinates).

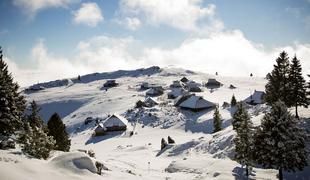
left=179, top=96, right=216, bottom=109
left=168, top=88, right=186, bottom=97
left=244, top=90, right=265, bottom=104
left=103, top=114, right=128, bottom=128
left=144, top=97, right=158, bottom=105
left=146, top=86, right=163, bottom=95
left=95, top=123, right=107, bottom=132
left=180, top=77, right=189, bottom=82
left=170, top=80, right=182, bottom=87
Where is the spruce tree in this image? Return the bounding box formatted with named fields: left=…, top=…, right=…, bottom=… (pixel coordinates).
left=265, top=51, right=291, bottom=106
left=232, top=103, right=247, bottom=130
left=47, top=113, right=71, bottom=151
left=253, top=101, right=307, bottom=180
left=213, top=106, right=222, bottom=133
left=0, top=47, right=26, bottom=136
left=288, top=56, right=308, bottom=118
left=233, top=103, right=253, bottom=177
left=27, top=100, right=45, bottom=129
left=231, top=94, right=237, bottom=107
left=21, top=122, right=55, bottom=159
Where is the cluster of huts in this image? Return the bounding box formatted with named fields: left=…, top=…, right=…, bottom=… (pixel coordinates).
left=93, top=76, right=266, bottom=136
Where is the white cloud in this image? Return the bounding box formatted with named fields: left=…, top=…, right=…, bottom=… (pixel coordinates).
left=75, top=35, right=140, bottom=70
left=115, top=17, right=141, bottom=30
left=73, top=2, right=103, bottom=27
left=12, top=0, right=76, bottom=18
left=119, top=0, right=223, bottom=32
left=6, top=32, right=310, bottom=87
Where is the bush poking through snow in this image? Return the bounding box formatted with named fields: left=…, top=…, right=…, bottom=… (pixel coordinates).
left=87, top=149, right=96, bottom=158
left=168, top=136, right=175, bottom=144
left=95, top=161, right=103, bottom=175
left=161, top=138, right=168, bottom=150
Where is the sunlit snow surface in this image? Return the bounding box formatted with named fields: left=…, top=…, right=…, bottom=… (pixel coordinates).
left=1, top=67, right=309, bottom=180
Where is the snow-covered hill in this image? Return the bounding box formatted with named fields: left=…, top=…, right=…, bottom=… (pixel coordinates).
left=1, top=66, right=309, bottom=180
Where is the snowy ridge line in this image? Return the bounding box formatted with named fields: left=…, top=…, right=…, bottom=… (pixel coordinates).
left=26, top=66, right=162, bottom=90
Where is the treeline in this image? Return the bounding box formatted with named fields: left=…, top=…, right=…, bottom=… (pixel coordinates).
left=0, top=47, right=70, bottom=159
left=233, top=51, right=309, bottom=180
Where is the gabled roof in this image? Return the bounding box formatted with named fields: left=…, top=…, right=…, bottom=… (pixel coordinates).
left=146, top=86, right=163, bottom=95
left=179, top=96, right=216, bottom=109
left=95, top=123, right=107, bottom=132
left=180, top=77, right=189, bottom=82
left=206, top=78, right=221, bottom=85
left=174, top=93, right=194, bottom=106
left=244, top=90, right=265, bottom=104
left=168, top=88, right=186, bottom=97
left=103, top=114, right=128, bottom=128
left=144, top=97, right=158, bottom=105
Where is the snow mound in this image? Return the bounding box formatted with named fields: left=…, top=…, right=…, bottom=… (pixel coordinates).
left=50, top=152, right=97, bottom=174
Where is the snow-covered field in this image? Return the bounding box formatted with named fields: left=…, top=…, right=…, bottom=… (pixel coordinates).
left=1, top=66, right=309, bottom=180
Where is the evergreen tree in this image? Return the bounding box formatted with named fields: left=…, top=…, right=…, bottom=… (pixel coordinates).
left=232, top=103, right=247, bottom=130
left=21, top=122, right=55, bottom=159
left=233, top=103, right=253, bottom=177
left=287, top=56, right=308, bottom=118
left=253, top=101, right=307, bottom=180
left=0, top=47, right=26, bottom=136
left=27, top=100, right=45, bottom=130
left=213, top=106, right=222, bottom=133
left=47, top=113, right=71, bottom=151
left=265, top=51, right=291, bottom=106
left=231, top=94, right=237, bottom=107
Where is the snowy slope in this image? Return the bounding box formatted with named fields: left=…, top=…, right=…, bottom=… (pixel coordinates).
left=1, top=66, right=309, bottom=180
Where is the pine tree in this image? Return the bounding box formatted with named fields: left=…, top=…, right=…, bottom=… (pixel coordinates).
left=47, top=113, right=71, bottom=151
left=27, top=100, right=45, bottom=130
left=265, top=51, right=291, bottom=106
left=231, top=94, right=237, bottom=107
left=0, top=47, right=26, bottom=136
left=288, top=56, right=308, bottom=118
left=213, top=106, right=222, bottom=133
left=21, top=122, right=55, bottom=159
left=253, top=101, right=307, bottom=180
left=233, top=103, right=253, bottom=177
left=232, top=103, right=247, bottom=130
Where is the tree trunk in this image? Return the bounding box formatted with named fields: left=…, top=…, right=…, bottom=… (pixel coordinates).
left=295, top=103, right=299, bottom=119
left=279, top=168, right=283, bottom=180
left=245, top=165, right=249, bottom=177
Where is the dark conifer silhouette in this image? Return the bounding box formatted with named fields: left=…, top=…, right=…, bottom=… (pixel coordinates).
left=47, top=113, right=71, bottom=151
left=265, top=51, right=291, bottom=106
left=213, top=106, right=222, bottom=133
left=0, top=47, right=26, bottom=136
left=287, top=55, right=308, bottom=118
left=233, top=103, right=253, bottom=177
left=253, top=101, right=307, bottom=180
left=27, top=100, right=45, bottom=129
left=231, top=94, right=237, bottom=107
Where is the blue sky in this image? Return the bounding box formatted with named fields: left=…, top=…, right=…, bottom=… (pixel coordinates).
left=1, top=0, right=310, bottom=86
